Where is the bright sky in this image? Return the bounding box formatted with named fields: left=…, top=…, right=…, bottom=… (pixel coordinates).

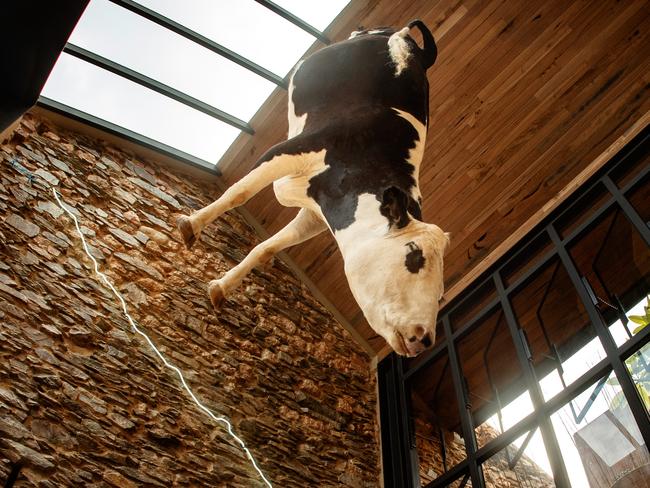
left=487, top=298, right=648, bottom=487
left=42, top=0, right=350, bottom=166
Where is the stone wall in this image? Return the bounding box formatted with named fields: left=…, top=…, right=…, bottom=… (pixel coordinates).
left=415, top=419, right=554, bottom=487
left=0, top=113, right=379, bottom=487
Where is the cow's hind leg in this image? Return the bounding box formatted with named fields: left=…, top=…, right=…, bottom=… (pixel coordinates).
left=208, top=209, right=327, bottom=308
left=177, top=138, right=315, bottom=249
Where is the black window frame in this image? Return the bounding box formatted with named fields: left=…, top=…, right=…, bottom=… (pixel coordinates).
left=379, top=126, right=650, bottom=488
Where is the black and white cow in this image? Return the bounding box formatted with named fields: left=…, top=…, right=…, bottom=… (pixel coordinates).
left=177, top=20, right=449, bottom=357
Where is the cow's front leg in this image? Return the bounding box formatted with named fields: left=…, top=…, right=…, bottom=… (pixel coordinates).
left=177, top=137, right=317, bottom=249
left=208, top=208, right=327, bottom=308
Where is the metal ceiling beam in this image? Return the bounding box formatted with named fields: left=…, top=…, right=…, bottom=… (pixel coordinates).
left=254, top=0, right=331, bottom=44
left=109, top=0, right=287, bottom=88
left=63, top=43, right=254, bottom=135
left=37, top=96, right=219, bottom=174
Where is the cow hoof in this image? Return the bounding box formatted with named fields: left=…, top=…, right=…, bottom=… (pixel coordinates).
left=177, top=216, right=197, bottom=250
left=208, top=281, right=225, bottom=309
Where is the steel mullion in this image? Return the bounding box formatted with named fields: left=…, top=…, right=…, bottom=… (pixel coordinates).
left=476, top=358, right=611, bottom=463
left=396, top=357, right=421, bottom=487
left=63, top=43, right=254, bottom=134
left=443, top=316, right=486, bottom=488
left=493, top=272, right=572, bottom=487
left=602, top=175, right=650, bottom=245
left=474, top=309, right=650, bottom=464
left=389, top=365, right=410, bottom=487
left=254, top=0, right=330, bottom=44
left=547, top=224, right=650, bottom=446
left=109, top=0, right=287, bottom=87
left=379, top=357, right=404, bottom=486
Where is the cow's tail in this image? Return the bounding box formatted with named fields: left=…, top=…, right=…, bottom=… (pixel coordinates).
left=407, top=20, right=438, bottom=70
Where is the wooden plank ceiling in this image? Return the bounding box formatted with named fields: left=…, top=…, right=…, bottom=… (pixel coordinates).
left=217, top=0, right=650, bottom=354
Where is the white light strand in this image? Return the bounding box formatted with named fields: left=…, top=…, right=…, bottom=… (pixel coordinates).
left=51, top=188, right=273, bottom=488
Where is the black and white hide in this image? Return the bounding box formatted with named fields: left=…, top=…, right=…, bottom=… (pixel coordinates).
left=177, top=20, right=449, bottom=357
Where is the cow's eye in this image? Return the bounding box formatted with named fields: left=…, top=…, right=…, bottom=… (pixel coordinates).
left=405, top=241, right=426, bottom=273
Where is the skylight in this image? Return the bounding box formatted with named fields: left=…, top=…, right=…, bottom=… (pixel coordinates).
left=41, top=0, right=350, bottom=169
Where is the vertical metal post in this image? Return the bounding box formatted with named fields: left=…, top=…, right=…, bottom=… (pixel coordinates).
left=548, top=224, right=650, bottom=446
left=378, top=353, right=421, bottom=487
left=397, top=355, right=422, bottom=486
left=493, top=273, right=572, bottom=487
left=443, top=316, right=486, bottom=488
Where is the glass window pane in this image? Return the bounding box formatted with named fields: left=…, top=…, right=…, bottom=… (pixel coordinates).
left=555, top=182, right=611, bottom=240
left=457, top=306, right=534, bottom=448
left=551, top=371, right=650, bottom=487
left=410, top=352, right=466, bottom=484
left=610, top=296, right=649, bottom=348
left=405, top=320, right=445, bottom=372
left=450, top=279, right=497, bottom=332
left=610, top=138, right=649, bottom=190
left=510, top=257, right=606, bottom=402
left=69, top=0, right=276, bottom=122
left=568, top=205, right=650, bottom=347
left=273, top=0, right=352, bottom=31
left=42, top=54, right=239, bottom=164
left=625, top=341, right=650, bottom=415
left=135, top=0, right=314, bottom=76
left=501, top=232, right=554, bottom=289
left=626, top=173, right=650, bottom=225
left=482, top=429, right=554, bottom=488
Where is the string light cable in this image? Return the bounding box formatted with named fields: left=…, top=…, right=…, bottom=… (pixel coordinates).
left=19, top=176, right=275, bottom=487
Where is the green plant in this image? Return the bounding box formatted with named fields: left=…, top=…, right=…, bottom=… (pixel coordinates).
left=628, top=295, right=650, bottom=334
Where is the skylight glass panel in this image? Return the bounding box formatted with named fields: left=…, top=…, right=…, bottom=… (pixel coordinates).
left=272, top=0, right=352, bottom=31
left=40, top=0, right=352, bottom=168
left=69, top=0, right=276, bottom=122
left=42, top=53, right=240, bottom=164
left=134, top=0, right=315, bottom=76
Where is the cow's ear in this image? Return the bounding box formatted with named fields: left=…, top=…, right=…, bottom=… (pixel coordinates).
left=380, top=187, right=409, bottom=228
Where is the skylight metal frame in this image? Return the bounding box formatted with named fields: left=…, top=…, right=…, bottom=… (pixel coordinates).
left=254, top=0, right=331, bottom=44
left=109, top=0, right=287, bottom=87
left=62, top=43, right=254, bottom=134
left=40, top=0, right=333, bottom=170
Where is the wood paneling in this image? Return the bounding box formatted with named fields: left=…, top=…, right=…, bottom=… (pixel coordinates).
left=218, top=0, right=650, bottom=354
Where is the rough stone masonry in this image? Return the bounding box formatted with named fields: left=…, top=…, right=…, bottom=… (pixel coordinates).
left=0, top=113, right=379, bottom=487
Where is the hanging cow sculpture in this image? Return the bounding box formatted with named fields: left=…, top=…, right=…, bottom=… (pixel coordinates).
left=177, top=20, right=448, bottom=357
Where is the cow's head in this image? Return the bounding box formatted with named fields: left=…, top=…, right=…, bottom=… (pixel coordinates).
left=338, top=192, right=449, bottom=357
